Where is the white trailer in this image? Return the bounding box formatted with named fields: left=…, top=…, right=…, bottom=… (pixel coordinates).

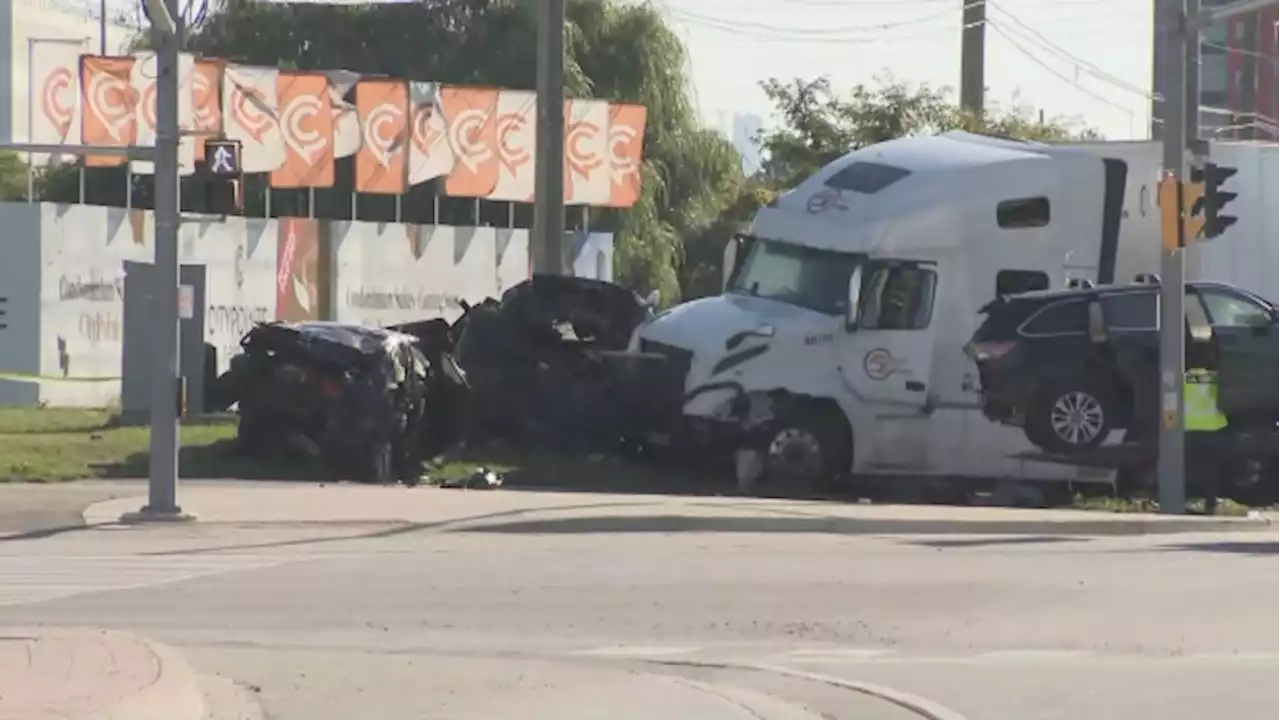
left=631, top=131, right=1278, bottom=491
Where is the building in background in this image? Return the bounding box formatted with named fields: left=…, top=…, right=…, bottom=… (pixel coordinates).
left=707, top=108, right=764, bottom=176
left=0, top=0, right=139, bottom=144
left=1151, top=0, right=1278, bottom=141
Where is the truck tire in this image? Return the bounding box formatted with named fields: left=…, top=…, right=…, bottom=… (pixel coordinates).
left=1025, top=379, right=1116, bottom=454
left=753, top=404, right=851, bottom=498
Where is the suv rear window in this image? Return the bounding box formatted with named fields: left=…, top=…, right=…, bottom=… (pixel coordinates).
left=973, top=299, right=1039, bottom=341
left=1021, top=299, right=1088, bottom=335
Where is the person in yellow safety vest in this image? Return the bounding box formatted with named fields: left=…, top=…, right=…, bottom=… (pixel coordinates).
left=1184, top=369, right=1228, bottom=432
left=1184, top=368, right=1230, bottom=513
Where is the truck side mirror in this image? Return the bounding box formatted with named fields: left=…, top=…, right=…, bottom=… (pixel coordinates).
left=845, top=265, right=864, bottom=331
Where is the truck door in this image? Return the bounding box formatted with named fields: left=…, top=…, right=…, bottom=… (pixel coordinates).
left=839, top=260, right=940, bottom=411
left=1191, top=285, right=1279, bottom=423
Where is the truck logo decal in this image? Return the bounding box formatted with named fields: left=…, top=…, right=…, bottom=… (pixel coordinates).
left=806, top=188, right=846, bottom=214
left=863, top=348, right=897, bottom=381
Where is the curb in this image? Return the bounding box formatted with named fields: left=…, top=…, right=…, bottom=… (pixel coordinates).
left=80, top=490, right=1275, bottom=538
left=448, top=512, right=1275, bottom=538
left=0, top=627, right=204, bottom=720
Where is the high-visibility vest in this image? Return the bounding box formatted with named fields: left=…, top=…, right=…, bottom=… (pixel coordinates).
left=1184, top=369, right=1228, bottom=432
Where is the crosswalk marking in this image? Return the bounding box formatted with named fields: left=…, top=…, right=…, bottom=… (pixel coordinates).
left=565, top=644, right=1279, bottom=666
left=972, top=649, right=1095, bottom=662
left=0, top=553, right=312, bottom=607
left=783, top=648, right=895, bottom=661
left=576, top=645, right=706, bottom=655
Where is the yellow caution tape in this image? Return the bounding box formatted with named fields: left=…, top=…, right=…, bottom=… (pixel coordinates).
left=0, top=372, right=122, bottom=383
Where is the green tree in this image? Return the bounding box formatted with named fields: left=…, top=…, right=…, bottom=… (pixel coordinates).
left=0, top=152, right=34, bottom=201
left=676, top=74, right=1103, bottom=300
left=757, top=74, right=1101, bottom=188
left=40, top=0, right=743, bottom=304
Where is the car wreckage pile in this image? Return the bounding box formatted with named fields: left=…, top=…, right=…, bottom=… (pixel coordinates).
left=207, top=276, right=669, bottom=483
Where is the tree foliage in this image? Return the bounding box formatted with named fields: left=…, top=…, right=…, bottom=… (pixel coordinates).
left=39, top=0, right=742, bottom=304
left=678, top=74, right=1103, bottom=299
left=756, top=74, right=1102, bottom=188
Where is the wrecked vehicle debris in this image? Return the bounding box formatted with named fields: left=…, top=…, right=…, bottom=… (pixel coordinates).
left=210, top=321, right=447, bottom=483
left=448, top=275, right=670, bottom=452
left=387, top=317, right=473, bottom=461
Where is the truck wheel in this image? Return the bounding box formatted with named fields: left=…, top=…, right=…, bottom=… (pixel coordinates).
left=755, top=406, right=850, bottom=497
left=1025, top=380, right=1115, bottom=454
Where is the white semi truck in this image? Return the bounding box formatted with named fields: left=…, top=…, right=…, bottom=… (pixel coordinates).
left=630, top=131, right=1277, bottom=491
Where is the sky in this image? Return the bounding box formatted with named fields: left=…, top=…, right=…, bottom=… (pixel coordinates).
left=71, top=0, right=1158, bottom=143
left=656, top=0, right=1156, bottom=144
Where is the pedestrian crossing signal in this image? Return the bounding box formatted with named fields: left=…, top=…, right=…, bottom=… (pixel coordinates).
left=204, top=139, right=242, bottom=179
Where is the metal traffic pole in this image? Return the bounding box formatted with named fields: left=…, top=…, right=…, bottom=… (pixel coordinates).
left=124, top=0, right=191, bottom=522
left=1156, top=0, right=1277, bottom=513
left=1155, top=0, right=1189, bottom=515
left=533, top=0, right=566, bottom=275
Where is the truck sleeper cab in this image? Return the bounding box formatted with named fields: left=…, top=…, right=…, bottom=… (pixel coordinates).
left=634, top=131, right=1129, bottom=493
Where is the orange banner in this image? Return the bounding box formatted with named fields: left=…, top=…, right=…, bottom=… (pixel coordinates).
left=440, top=86, right=499, bottom=198
left=191, top=60, right=222, bottom=163
left=606, top=104, right=647, bottom=208
left=355, top=79, right=408, bottom=194
left=79, top=55, right=136, bottom=167
left=273, top=72, right=335, bottom=189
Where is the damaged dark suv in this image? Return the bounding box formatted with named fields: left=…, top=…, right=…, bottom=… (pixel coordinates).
left=969, top=280, right=1278, bottom=455
left=449, top=275, right=665, bottom=451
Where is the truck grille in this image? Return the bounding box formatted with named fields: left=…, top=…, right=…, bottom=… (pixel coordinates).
left=638, top=339, right=693, bottom=399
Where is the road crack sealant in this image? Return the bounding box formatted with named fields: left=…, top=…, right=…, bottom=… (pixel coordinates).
left=644, top=658, right=971, bottom=720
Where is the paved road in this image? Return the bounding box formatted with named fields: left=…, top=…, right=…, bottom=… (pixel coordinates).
left=0, top=493, right=1274, bottom=719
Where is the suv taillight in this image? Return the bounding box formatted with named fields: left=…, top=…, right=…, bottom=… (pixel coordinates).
left=968, top=340, right=1017, bottom=362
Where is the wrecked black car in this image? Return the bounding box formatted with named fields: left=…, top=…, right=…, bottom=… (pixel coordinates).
left=447, top=275, right=671, bottom=452
left=210, top=322, right=436, bottom=483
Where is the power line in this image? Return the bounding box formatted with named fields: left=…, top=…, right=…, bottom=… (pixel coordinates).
left=987, top=1, right=1153, bottom=99
left=662, top=2, right=978, bottom=37
left=987, top=20, right=1137, bottom=116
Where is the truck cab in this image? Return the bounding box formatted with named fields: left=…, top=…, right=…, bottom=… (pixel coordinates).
left=632, top=131, right=1132, bottom=492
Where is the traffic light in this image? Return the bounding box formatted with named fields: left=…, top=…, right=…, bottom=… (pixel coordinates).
left=1188, top=162, right=1238, bottom=239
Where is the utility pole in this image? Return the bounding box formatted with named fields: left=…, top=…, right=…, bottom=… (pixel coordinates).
left=960, top=0, right=987, bottom=118
left=126, top=0, right=190, bottom=522
left=533, top=0, right=566, bottom=275
left=1156, top=0, right=1189, bottom=515
left=1155, top=0, right=1274, bottom=515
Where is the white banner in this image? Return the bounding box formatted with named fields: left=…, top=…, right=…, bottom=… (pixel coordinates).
left=324, top=69, right=362, bottom=159
left=222, top=64, right=286, bottom=174
left=28, top=38, right=86, bottom=165
left=488, top=90, right=536, bottom=202
left=565, top=99, right=610, bottom=205
left=408, top=81, right=454, bottom=186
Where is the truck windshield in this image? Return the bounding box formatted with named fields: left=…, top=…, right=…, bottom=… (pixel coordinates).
left=727, top=237, right=864, bottom=315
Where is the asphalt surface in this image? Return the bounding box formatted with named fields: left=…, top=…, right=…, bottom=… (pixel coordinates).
left=0, top=487, right=1275, bottom=720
